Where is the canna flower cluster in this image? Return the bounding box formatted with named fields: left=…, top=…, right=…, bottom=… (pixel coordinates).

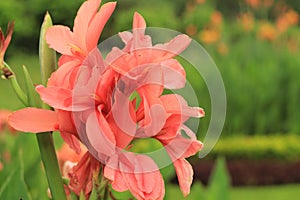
left=8, top=0, right=204, bottom=199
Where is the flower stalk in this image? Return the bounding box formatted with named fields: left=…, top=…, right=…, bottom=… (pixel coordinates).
left=1, top=62, right=28, bottom=105
left=36, top=13, right=66, bottom=200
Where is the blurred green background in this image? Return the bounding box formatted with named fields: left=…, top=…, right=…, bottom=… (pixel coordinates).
left=1, top=0, right=300, bottom=199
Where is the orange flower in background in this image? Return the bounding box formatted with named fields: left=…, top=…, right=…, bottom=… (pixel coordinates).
left=57, top=142, right=87, bottom=171
left=217, top=42, right=229, bottom=55
left=257, top=22, right=277, bottom=41
left=186, top=24, right=198, bottom=36
left=0, top=109, right=15, bottom=134
left=196, top=0, right=206, bottom=4
left=262, top=0, right=274, bottom=7
left=239, top=13, right=255, bottom=32
left=199, top=29, right=220, bottom=44
left=285, top=10, right=299, bottom=25
left=210, top=11, right=223, bottom=27
left=276, top=9, right=299, bottom=33
left=245, top=0, right=260, bottom=8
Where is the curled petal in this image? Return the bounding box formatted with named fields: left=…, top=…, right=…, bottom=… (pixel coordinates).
left=85, top=110, right=116, bottom=158
left=173, top=159, right=193, bottom=197
left=136, top=90, right=166, bottom=138
left=111, top=87, right=137, bottom=138
left=104, top=154, right=129, bottom=192
left=119, top=153, right=165, bottom=200
left=153, top=34, right=192, bottom=61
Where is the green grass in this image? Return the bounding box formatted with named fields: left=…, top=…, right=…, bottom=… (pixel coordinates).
left=165, top=184, right=300, bottom=200
left=230, top=184, right=300, bottom=200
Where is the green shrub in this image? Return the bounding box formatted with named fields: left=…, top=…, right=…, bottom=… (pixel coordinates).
left=209, top=134, right=300, bottom=161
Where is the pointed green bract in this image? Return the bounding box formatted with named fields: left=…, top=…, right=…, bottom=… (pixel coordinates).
left=22, top=65, right=41, bottom=107
left=39, top=12, right=57, bottom=86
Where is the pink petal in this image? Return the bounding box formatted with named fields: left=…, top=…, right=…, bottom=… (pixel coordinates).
left=111, top=87, right=137, bottom=138
left=173, top=159, right=193, bottom=197
left=155, top=115, right=181, bottom=141
left=161, top=59, right=186, bottom=89
left=119, top=31, right=133, bottom=45
left=160, top=94, right=205, bottom=118
left=36, top=85, right=73, bottom=110
left=107, top=47, right=137, bottom=74
left=57, top=110, right=77, bottom=134
left=57, top=55, right=74, bottom=67
left=136, top=91, right=166, bottom=138
left=111, top=169, right=129, bottom=192
left=46, top=25, right=74, bottom=55
left=119, top=153, right=165, bottom=200
left=60, top=131, right=81, bottom=155
left=133, top=12, right=146, bottom=30
left=86, top=2, right=117, bottom=51
left=162, top=127, right=203, bottom=161
left=85, top=110, right=116, bottom=157
left=104, top=155, right=129, bottom=192
left=8, top=108, right=58, bottom=133
left=47, top=59, right=81, bottom=88
left=153, top=34, right=192, bottom=62
left=106, top=112, right=134, bottom=149
left=73, top=0, right=102, bottom=52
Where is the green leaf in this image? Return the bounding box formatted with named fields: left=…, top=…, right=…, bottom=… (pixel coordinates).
left=0, top=151, right=32, bottom=200
left=110, top=185, right=133, bottom=200
left=188, top=182, right=206, bottom=200
left=207, top=157, right=231, bottom=200
left=22, top=65, right=41, bottom=107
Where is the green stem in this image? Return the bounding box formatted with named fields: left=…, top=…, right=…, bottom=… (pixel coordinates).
left=36, top=133, right=67, bottom=200
left=103, top=184, right=109, bottom=200
left=2, top=62, right=27, bottom=105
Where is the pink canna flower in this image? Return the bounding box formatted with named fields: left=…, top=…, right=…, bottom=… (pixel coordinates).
left=8, top=5, right=205, bottom=200
left=106, top=12, right=192, bottom=139
left=105, top=12, right=204, bottom=197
